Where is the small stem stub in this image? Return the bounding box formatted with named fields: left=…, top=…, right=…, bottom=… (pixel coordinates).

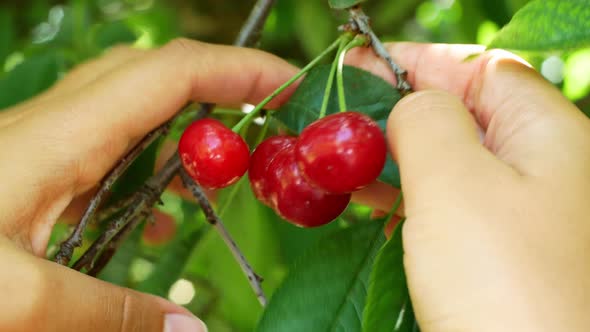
left=348, top=7, right=412, bottom=95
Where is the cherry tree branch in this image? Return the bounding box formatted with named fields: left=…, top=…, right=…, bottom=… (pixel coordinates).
left=348, top=6, right=413, bottom=94
left=56, top=0, right=276, bottom=288
left=179, top=170, right=267, bottom=306
left=234, top=0, right=276, bottom=46
left=54, top=109, right=185, bottom=265
left=55, top=0, right=278, bottom=266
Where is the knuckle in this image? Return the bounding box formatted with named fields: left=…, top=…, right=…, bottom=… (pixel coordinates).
left=162, top=37, right=205, bottom=59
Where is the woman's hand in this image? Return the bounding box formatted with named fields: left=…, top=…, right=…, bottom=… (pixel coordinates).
left=0, top=39, right=297, bottom=332
left=348, top=43, right=590, bottom=331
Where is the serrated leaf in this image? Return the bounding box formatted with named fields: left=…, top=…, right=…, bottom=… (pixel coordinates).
left=274, top=65, right=402, bottom=187
left=329, top=0, right=367, bottom=10
left=488, top=0, right=590, bottom=51
left=256, top=222, right=385, bottom=332
left=0, top=53, right=60, bottom=109
left=363, top=220, right=417, bottom=332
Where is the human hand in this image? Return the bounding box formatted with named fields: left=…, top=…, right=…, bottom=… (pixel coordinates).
left=348, top=43, right=590, bottom=331
left=0, top=39, right=296, bottom=332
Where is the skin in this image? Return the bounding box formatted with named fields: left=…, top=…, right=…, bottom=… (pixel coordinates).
left=0, top=38, right=589, bottom=331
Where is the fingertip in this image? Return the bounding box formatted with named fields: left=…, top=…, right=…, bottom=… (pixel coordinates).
left=164, top=314, right=208, bottom=332
left=387, top=90, right=478, bottom=161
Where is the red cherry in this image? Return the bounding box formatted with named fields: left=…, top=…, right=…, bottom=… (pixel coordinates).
left=266, top=146, right=351, bottom=227
left=295, top=111, right=387, bottom=194
left=249, top=135, right=297, bottom=206
left=178, top=118, right=250, bottom=189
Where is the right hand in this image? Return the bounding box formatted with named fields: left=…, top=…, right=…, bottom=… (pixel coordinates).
left=349, top=43, right=590, bottom=331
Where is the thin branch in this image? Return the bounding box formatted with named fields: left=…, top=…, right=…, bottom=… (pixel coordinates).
left=348, top=6, right=413, bottom=95
left=72, top=154, right=182, bottom=271
left=87, top=212, right=150, bottom=277
left=94, top=193, right=137, bottom=223
left=179, top=169, right=267, bottom=307
left=234, top=0, right=276, bottom=47
left=54, top=107, right=186, bottom=265
left=66, top=0, right=277, bottom=276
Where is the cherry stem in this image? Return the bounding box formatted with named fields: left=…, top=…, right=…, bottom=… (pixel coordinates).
left=386, top=191, right=403, bottom=222
left=218, top=117, right=271, bottom=218
left=232, top=34, right=349, bottom=133
left=337, top=34, right=370, bottom=113
left=319, top=33, right=354, bottom=119
left=255, top=115, right=271, bottom=144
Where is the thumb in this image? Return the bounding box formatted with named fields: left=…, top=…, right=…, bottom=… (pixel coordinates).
left=387, top=90, right=507, bottom=214
left=1, top=243, right=207, bottom=332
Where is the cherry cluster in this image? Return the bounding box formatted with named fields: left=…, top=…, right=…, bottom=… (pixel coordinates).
left=178, top=112, right=387, bottom=228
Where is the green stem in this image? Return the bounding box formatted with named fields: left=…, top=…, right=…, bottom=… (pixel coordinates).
left=386, top=191, right=403, bottom=222
left=255, top=115, right=271, bottom=145
left=336, top=35, right=370, bottom=113
left=232, top=35, right=349, bottom=133
left=218, top=177, right=247, bottom=218
left=219, top=117, right=271, bottom=218
left=319, top=33, right=354, bottom=119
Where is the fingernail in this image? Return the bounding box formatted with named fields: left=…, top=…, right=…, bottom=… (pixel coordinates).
left=164, top=314, right=208, bottom=332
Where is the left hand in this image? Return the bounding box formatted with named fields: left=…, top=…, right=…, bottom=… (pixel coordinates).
left=0, top=38, right=296, bottom=332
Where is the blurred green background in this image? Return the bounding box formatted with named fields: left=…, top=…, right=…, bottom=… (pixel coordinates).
left=2, top=0, right=590, bottom=331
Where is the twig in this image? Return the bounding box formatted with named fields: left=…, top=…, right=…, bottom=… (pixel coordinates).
left=86, top=212, right=150, bottom=277
left=234, top=0, right=276, bottom=47
left=179, top=169, right=267, bottom=307
left=54, top=107, right=186, bottom=265
left=67, top=0, right=277, bottom=276
left=73, top=153, right=182, bottom=271
left=348, top=6, right=413, bottom=94
left=94, top=193, right=137, bottom=223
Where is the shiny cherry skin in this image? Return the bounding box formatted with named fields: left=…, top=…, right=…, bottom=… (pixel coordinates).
left=266, top=146, right=351, bottom=227
left=178, top=118, right=250, bottom=189
left=249, top=135, right=297, bottom=206
left=295, top=111, right=387, bottom=194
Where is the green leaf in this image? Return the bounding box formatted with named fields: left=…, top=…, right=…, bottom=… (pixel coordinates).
left=109, top=137, right=162, bottom=202
left=274, top=65, right=402, bottom=187
left=98, top=224, right=145, bottom=286
left=92, top=20, right=137, bottom=49
left=363, top=220, right=417, bottom=332
left=136, top=206, right=206, bottom=297
left=256, top=222, right=386, bottom=332
left=0, top=8, right=15, bottom=66
left=329, top=0, right=368, bottom=10
left=0, top=52, right=60, bottom=109
left=295, top=1, right=337, bottom=59
left=488, top=0, right=590, bottom=51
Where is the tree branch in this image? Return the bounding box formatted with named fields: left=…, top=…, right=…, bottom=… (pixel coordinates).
left=348, top=6, right=413, bottom=94
left=179, top=169, right=267, bottom=306
left=59, top=0, right=276, bottom=296
left=54, top=107, right=186, bottom=265
left=234, top=0, right=276, bottom=47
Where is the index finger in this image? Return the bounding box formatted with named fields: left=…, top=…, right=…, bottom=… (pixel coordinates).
left=346, top=42, right=581, bottom=130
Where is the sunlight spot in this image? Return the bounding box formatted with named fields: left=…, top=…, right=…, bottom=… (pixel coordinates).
left=168, top=279, right=196, bottom=305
